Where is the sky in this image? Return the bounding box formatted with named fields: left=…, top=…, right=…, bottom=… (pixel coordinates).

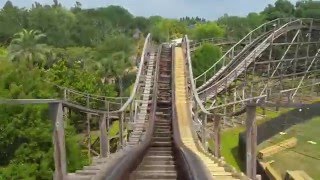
left=0, top=0, right=299, bottom=20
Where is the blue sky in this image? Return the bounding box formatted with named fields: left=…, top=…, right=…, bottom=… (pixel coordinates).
left=1, top=0, right=298, bottom=20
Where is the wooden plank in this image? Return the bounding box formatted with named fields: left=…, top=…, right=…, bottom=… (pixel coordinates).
left=99, top=113, right=107, bottom=158
left=258, top=137, right=297, bottom=159
left=213, top=115, right=221, bottom=158
left=246, top=105, right=257, bottom=179
left=50, top=102, right=67, bottom=180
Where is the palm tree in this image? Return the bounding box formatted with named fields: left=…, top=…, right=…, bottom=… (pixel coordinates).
left=8, top=29, right=49, bottom=68
left=97, top=51, right=132, bottom=96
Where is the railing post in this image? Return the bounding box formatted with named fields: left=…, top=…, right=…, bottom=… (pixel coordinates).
left=119, top=111, right=124, bottom=149
left=246, top=105, right=257, bottom=179
left=99, top=113, right=107, bottom=158
left=202, top=113, right=207, bottom=151
left=63, top=89, right=69, bottom=128
left=106, top=102, right=110, bottom=156
left=194, top=99, right=199, bottom=127
left=86, top=94, right=91, bottom=162
left=50, top=102, right=67, bottom=180
left=213, top=115, right=221, bottom=158
left=129, top=101, right=134, bottom=122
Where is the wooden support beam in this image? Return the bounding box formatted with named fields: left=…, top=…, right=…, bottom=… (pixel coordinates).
left=87, top=113, right=91, bottom=162
left=202, top=113, right=208, bottom=151
left=50, top=102, right=67, bottom=180
left=99, top=113, right=107, bottom=158
left=246, top=105, right=257, bottom=179
left=213, top=115, right=221, bottom=158
left=119, top=112, right=124, bottom=148
left=106, top=101, right=110, bottom=156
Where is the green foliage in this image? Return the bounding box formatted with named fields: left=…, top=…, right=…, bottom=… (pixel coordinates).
left=0, top=46, right=7, bottom=59
left=50, top=47, right=95, bottom=69
left=262, top=0, right=295, bottom=20
left=0, top=52, right=117, bottom=179
left=27, top=5, right=76, bottom=47
left=295, top=0, right=320, bottom=19
left=191, top=22, right=225, bottom=41
left=180, top=16, right=207, bottom=26
left=151, top=19, right=187, bottom=42
left=192, top=43, right=222, bottom=78
left=0, top=2, right=27, bottom=44
left=132, top=16, right=151, bottom=35
left=0, top=60, right=89, bottom=179
left=8, top=29, right=49, bottom=68
left=217, top=13, right=265, bottom=39
left=46, top=59, right=116, bottom=96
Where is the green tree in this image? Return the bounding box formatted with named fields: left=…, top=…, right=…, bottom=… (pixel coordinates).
left=132, top=16, right=150, bottom=34
left=0, top=60, right=87, bottom=179
left=192, top=43, right=222, bottom=78
left=151, top=19, right=187, bottom=42
left=27, top=5, right=76, bottom=47
left=262, top=0, right=295, bottom=20
left=295, top=0, right=320, bottom=18
left=217, top=15, right=251, bottom=39
left=191, top=22, right=225, bottom=41
left=94, top=34, right=134, bottom=96
left=0, top=1, right=28, bottom=44
left=8, top=29, right=49, bottom=68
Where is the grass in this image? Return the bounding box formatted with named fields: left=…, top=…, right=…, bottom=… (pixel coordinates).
left=258, top=116, right=320, bottom=179
left=76, top=120, right=122, bottom=141
left=208, top=107, right=292, bottom=171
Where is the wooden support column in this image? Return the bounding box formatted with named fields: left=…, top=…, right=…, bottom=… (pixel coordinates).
left=194, top=100, right=199, bottom=123
left=86, top=95, right=91, bottom=162
left=99, top=113, right=107, bottom=158
left=119, top=112, right=124, bottom=148
left=246, top=105, right=257, bottom=179
left=63, top=89, right=69, bottom=127
left=50, top=102, right=67, bottom=180
left=106, top=111, right=110, bottom=156
left=202, top=113, right=208, bottom=151
left=213, top=115, right=221, bottom=158
left=105, top=101, right=110, bottom=156
left=129, top=101, right=134, bottom=122
left=87, top=113, right=91, bottom=161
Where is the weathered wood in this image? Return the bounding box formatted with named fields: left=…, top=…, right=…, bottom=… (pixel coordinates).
left=285, top=170, right=313, bottom=180
left=50, top=102, right=67, bottom=180
left=99, top=113, right=107, bottom=158
left=264, top=163, right=282, bottom=180
left=119, top=112, right=124, bottom=148
left=213, top=115, right=221, bottom=158
left=246, top=105, right=257, bottom=179
left=87, top=113, right=91, bottom=162
left=202, top=113, right=207, bottom=151
left=106, top=102, right=110, bottom=156
left=258, top=137, right=297, bottom=159
left=86, top=95, right=91, bottom=162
